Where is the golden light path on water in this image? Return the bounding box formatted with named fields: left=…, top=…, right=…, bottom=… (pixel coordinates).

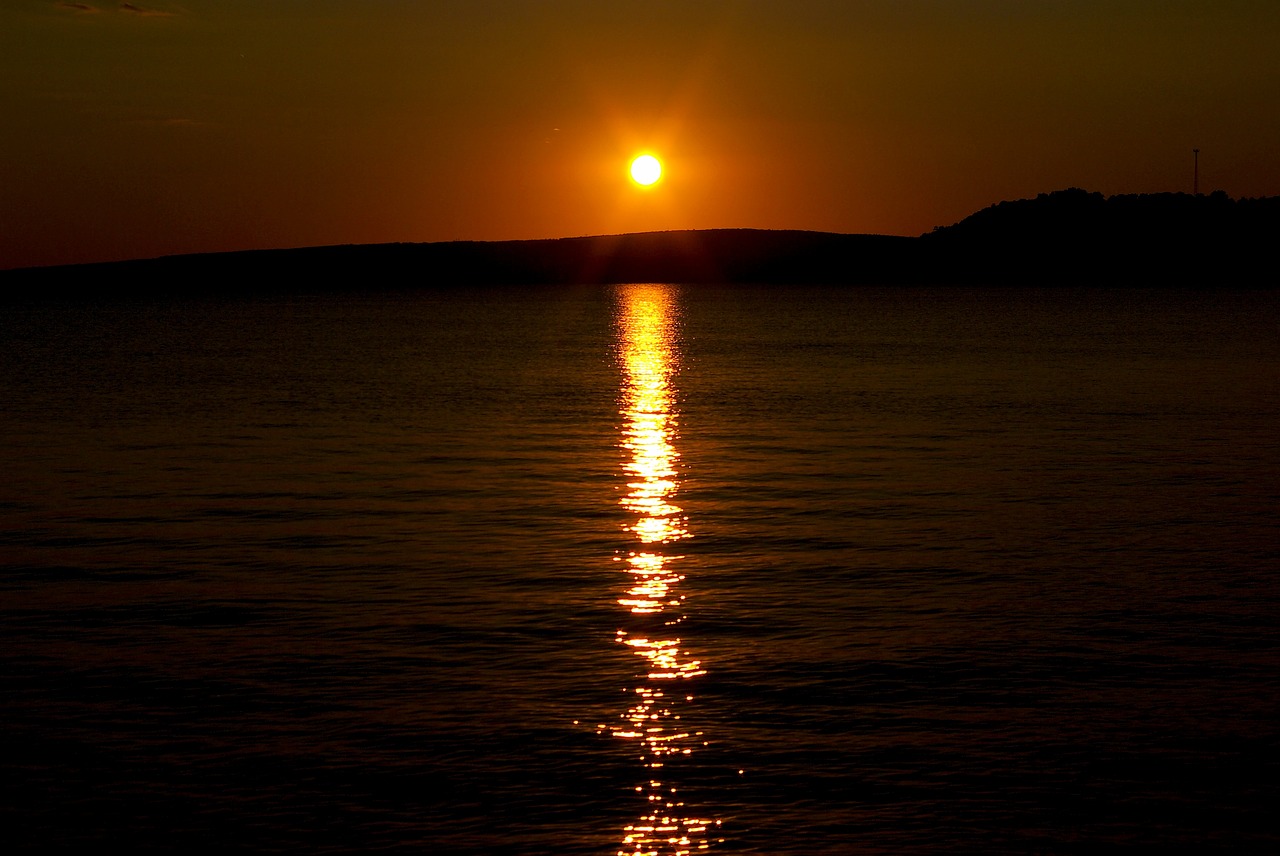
left=606, top=283, right=721, bottom=856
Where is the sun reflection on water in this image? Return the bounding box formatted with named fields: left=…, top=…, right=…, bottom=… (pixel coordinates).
left=606, top=283, right=721, bottom=856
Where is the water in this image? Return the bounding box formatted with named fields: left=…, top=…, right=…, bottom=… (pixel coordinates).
left=2, top=283, right=1278, bottom=854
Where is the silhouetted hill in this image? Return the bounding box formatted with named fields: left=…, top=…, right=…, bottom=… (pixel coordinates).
left=0, top=230, right=915, bottom=299
left=3, top=190, right=1276, bottom=298
left=921, top=188, right=1280, bottom=283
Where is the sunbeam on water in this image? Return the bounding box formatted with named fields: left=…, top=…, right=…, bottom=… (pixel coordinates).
left=609, top=284, right=720, bottom=856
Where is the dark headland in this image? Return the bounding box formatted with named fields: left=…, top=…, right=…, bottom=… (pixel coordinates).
left=4, top=189, right=1277, bottom=298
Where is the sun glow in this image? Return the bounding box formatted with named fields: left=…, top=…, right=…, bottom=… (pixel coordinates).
left=630, top=154, right=663, bottom=186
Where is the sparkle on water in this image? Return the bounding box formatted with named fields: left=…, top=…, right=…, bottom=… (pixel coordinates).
left=609, top=284, right=719, bottom=856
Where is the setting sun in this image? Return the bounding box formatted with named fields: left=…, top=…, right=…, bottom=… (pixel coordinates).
left=629, top=154, right=663, bottom=186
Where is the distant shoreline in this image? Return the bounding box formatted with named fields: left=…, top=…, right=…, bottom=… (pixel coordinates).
left=4, top=189, right=1276, bottom=297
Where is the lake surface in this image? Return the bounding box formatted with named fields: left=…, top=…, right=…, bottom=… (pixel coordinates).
left=2, top=283, right=1278, bottom=854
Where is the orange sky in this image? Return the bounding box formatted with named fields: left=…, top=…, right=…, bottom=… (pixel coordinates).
left=3, top=0, right=1279, bottom=269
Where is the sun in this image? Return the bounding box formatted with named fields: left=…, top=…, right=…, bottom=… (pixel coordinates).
left=629, top=154, right=662, bottom=186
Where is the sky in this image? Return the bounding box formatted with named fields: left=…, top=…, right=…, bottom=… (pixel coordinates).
left=3, top=0, right=1279, bottom=269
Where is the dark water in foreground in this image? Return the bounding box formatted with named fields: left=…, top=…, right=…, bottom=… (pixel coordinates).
left=2, top=284, right=1278, bottom=854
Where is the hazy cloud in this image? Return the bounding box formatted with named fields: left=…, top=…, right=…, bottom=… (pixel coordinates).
left=119, top=3, right=174, bottom=16
left=132, top=117, right=203, bottom=127
left=54, top=2, right=177, bottom=16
